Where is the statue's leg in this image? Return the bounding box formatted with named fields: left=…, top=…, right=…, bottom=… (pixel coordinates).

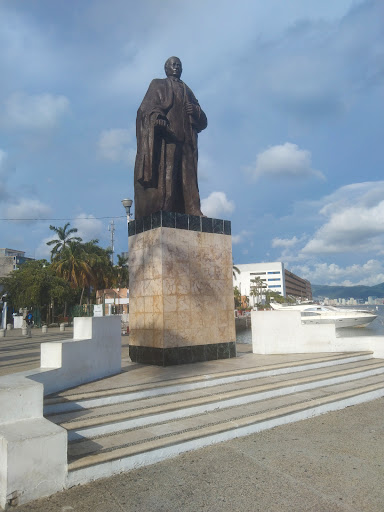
left=163, top=143, right=182, bottom=212
left=134, top=139, right=167, bottom=219
left=181, top=143, right=203, bottom=216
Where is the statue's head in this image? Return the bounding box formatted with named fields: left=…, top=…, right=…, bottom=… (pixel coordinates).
left=164, top=56, right=182, bottom=79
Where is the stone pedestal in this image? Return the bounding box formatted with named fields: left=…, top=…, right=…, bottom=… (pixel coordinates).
left=128, top=211, right=236, bottom=366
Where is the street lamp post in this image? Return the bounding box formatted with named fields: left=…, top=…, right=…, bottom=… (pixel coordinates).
left=121, top=198, right=133, bottom=319
left=121, top=198, right=133, bottom=255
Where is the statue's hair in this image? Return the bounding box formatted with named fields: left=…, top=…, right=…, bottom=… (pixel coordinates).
left=164, top=56, right=182, bottom=72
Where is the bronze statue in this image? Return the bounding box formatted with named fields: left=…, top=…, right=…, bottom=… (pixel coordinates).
left=134, top=57, right=207, bottom=219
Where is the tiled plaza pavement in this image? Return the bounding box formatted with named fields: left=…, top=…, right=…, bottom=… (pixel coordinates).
left=0, top=326, right=73, bottom=376
left=0, top=326, right=133, bottom=378
left=14, top=397, right=384, bottom=512
left=1, top=329, right=384, bottom=511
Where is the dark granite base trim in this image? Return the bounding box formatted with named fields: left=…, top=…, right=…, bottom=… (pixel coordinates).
left=128, top=211, right=231, bottom=237
left=129, top=342, right=237, bottom=366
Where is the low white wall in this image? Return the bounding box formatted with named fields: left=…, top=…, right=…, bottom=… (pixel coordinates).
left=251, top=310, right=384, bottom=358
left=0, top=316, right=121, bottom=508
left=32, top=315, right=121, bottom=395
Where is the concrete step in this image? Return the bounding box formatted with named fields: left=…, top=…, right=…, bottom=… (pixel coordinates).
left=66, top=375, right=384, bottom=487
left=44, top=351, right=374, bottom=414
left=41, top=351, right=384, bottom=488
left=67, top=373, right=384, bottom=462
left=50, top=359, right=384, bottom=441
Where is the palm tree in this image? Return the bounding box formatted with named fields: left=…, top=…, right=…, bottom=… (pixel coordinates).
left=47, top=223, right=82, bottom=260
left=52, top=241, right=94, bottom=305
left=82, top=241, right=115, bottom=291
left=115, top=253, right=129, bottom=288
left=233, top=262, right=240, bottom=280
left=250, top=276, right=266, bottom=306
left=117, top=253, right=128, bottom=267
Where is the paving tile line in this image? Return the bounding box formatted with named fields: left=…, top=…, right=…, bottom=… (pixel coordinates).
left=62, top=359, right=383, bottom=425
left=57, top=359, right=382, bottom=427
left=67, top=381, right=384, bottom=484
left=64, top=363, right=384, bottom=441
left=67, top=376, right=384, bottom=460
left=66, top=374, right=384, bottom=461
left=44, top=352, right=375, bottom=414
left=45, top=351, right=373, bottom=402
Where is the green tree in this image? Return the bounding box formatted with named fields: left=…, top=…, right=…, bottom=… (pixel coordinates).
left=233, top=262, right=240, bottom=281
left=265, top=289, right=287, bottom=306
left=47, top=222, right=82, bottom=260
left=52, top=241, right=95, bottom=305
left=234, top=285, right=241, bottom=308
left=82, top=241, right=115, bottom=291
left=52, top=240, right=115, bottom=305
left=0, top=260, right=75, bottom=323
left=250, top=276, right=266, bottom=305
left=115, top=253, right=129, bottom=288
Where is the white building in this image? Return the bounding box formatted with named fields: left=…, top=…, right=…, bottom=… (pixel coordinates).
left=233, top=262, right=312, bottom=306
left=0, top=248, right=34, bottom=278
left=234, top=262, right=285, bottom=306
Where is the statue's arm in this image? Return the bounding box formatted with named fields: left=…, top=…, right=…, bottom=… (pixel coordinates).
left=194, top=104, right=207, bottom=132
left=139, top=79, right=169, bottom=118
left=184, top=87, right=207, bottom=132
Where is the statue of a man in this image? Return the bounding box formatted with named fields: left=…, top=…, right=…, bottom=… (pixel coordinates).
left=134, top=56, right=207, bottom=219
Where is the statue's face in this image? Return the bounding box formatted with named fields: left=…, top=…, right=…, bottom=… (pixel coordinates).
left=165, top=57, right=182, bottom=79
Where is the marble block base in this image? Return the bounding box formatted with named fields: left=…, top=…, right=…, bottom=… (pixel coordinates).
left=128, top=212, right=236, bottom=366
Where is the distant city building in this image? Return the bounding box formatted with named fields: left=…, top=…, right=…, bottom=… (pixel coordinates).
left=321, top=295, right=384, bottom=306
left=233, top=262, right=312, bottom=306
left=0, top=248, right=34, bottom=278
left=284, top=269, right=312, bottom=300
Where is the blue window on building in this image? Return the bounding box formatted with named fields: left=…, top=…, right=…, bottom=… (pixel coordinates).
left=268, top=278, right=280, bottom=282
left=267, top=271, right=280, bottom=275
left=268, top=285, right=281, bottom=288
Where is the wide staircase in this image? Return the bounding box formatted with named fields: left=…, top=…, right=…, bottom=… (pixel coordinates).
left=43, top=350, right=384, bottom=488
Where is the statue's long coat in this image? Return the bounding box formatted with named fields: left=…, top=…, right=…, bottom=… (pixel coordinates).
left=134, top=77, right=207, bottom=219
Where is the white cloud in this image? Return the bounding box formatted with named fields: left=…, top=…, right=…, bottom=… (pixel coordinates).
left=4, top=198, right=51, bottom=222
left=98, top=128, right=136, bottom=165
left=4, top=92, right=69, bottom=129
left=248, top=143, right=325, bottom=181
left=35, top=235, right=54, bottom=260
left=36, top=215, right=105, bottom=260
left=291, top=260, right=384, bottom=287
left=0, top=149, right=10, bottom=200
left=269, top=182, right=384, bottom=269
left=301, top=184, right=384, bottom=255
left=0, top=149, right=7, bottom=169
left=0, top=6, right=60, bottom=84
left=197, top=153, right=216, bottom=182
left=272, top=236, right=300, bottom=248
left=73, top=214, right=104, bottom=242
left=201, top=191, right=235, bottom=218
left=232, top=230, right=253, bottom=245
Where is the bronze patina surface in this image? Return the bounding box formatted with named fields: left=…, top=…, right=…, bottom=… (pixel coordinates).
left=134, top=57, right=207, bottom=219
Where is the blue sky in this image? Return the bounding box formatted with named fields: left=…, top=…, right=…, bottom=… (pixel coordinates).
left=0, top=0, right=383, bottom=286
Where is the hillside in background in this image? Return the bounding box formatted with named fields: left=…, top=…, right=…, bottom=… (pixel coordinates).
left=311, top=282, right=384, bottom=300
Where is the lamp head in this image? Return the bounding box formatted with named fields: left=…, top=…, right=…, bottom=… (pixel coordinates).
left=121, top=198, right=133, bottom=215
